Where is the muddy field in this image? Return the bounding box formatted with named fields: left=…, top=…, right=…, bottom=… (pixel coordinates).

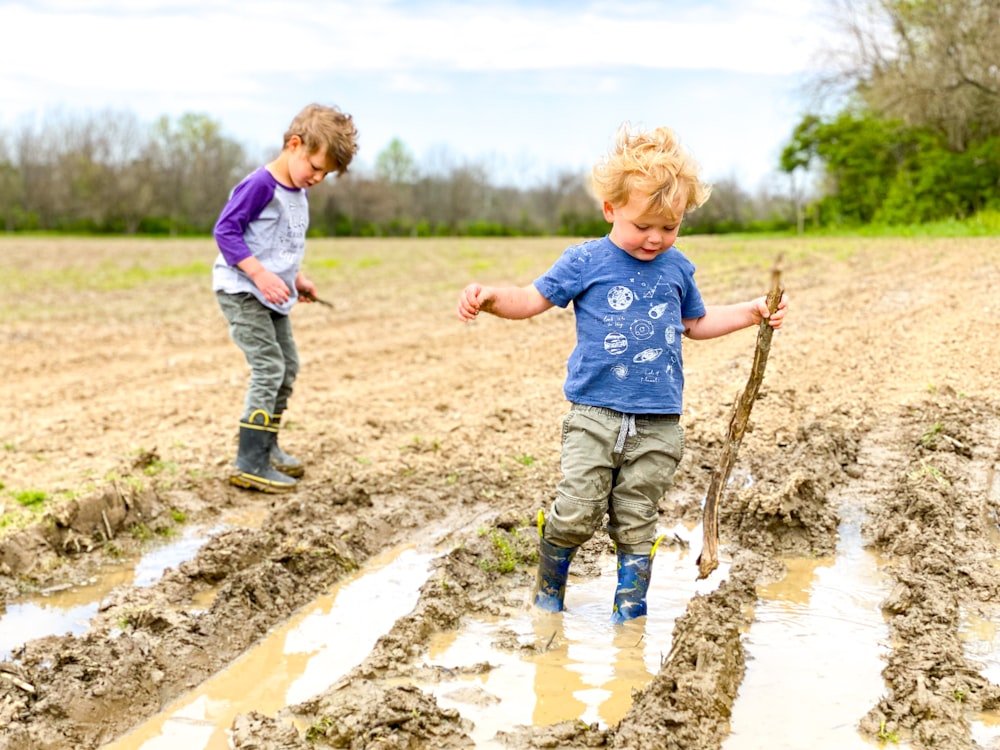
left=1, top=234, right=999, bottom=749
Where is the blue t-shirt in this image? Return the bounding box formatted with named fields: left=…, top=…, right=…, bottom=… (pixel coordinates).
left=534, top=236, right=706, bottom=414
left=212, top=167, right=309, bottom=315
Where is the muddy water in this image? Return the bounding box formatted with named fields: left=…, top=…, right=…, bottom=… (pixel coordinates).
left=723, top=505, right=888, bottom=750
left=412, top=513, right=891, bottom=749
left=0, top=506, right=270, bottom=660
left=18, top=504, right=997, bottom=748
left=0, top=524, right=221, bottom=660
left=964, top=606, right=1000, bottom=747
left=413, top=521, right=722, bottom=743
left=100, top=545, right=436, bottom=750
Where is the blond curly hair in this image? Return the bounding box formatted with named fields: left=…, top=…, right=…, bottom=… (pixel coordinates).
left=590, top=123, right=711, bottom=222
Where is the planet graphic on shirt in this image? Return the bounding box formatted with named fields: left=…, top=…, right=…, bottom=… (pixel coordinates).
left=630, top=319, right=654, bottom=340
left=611, top=363, right=629, bottom=380
left=604, top=331, right=629, bottom=355
left=632, top=347, right=663, bottom=363
left=665, top=326, right=676, bottom=345
left=607, top=285, right=634, bottom=311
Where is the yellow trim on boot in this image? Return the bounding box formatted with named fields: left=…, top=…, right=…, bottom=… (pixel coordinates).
left=244, top=409, right=277, bottom=431
left=537, top=509, right=545, bottom=538
left=649, top=533, right=665, bottom=559
left=229, top=470, right=296, bottom=493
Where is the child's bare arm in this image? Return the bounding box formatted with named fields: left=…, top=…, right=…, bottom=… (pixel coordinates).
left=457, top=283, right=554, bottom=321
left=683, top=294, right=788, bottom=340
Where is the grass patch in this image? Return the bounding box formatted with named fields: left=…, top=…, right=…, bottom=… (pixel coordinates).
left=13, top=489, right=47, bottom=507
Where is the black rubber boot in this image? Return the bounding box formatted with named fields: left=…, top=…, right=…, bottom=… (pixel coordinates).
left=230, top=410, right=298, bottom=493
left=270, top=413, right=304, bottom=478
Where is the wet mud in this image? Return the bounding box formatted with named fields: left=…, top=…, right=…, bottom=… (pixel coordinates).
left=1, top=236, right=999, bottom=749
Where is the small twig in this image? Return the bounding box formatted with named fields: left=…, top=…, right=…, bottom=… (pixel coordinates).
left=300, top=290, right=334, bottom=308
left=102, top=509, right=113, bottom=542
left=0, top=670, right=35, bottom=694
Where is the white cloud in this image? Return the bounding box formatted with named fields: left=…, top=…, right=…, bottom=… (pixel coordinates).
left=0, top=0, right=830, bottom=188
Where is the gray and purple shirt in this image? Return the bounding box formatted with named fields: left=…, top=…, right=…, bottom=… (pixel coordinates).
left=212, top=167, right=308, bottom=315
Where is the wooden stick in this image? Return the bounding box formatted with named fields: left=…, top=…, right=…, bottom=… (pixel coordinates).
left=696, top=257, right=784, bottom=580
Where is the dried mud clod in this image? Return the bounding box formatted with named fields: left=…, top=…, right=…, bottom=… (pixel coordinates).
left=720, top=413, right=862, bottom=559
left=860, top=391, right=1000, bottom=747
left=290, top=681, right=474, bottom=750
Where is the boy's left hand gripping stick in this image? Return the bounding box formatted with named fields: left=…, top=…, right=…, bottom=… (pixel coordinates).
left=300, top=291, right=334, bottom=307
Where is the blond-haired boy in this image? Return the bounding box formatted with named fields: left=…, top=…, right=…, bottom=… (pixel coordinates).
left=457, top=124, right=787, bottom=622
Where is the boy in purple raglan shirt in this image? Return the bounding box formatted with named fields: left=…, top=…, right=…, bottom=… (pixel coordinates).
left=457, top=124, right=787, bottom=623
left=213, top=103, right=358, bottom=493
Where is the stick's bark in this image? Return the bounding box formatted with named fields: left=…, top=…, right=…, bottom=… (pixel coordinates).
left=696, top=259, right=784, bottom=580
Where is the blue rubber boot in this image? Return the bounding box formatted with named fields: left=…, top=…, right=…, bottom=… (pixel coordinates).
left=534, top=537, right=577, bottom=612
left=610, top=543, right=659, bottom=624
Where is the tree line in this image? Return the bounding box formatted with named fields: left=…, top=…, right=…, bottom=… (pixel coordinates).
left=0, top=109, right=796, bottom=238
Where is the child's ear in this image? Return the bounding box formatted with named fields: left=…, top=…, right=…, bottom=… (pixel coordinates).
left=602, top=201, right=616, bottom=222
left=286, top=134, right=303, bottom=150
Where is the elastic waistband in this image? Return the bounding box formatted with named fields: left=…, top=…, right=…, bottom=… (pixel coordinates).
left=571, top=404, right=680, bottom=423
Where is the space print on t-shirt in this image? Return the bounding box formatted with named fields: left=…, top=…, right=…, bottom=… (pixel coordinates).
left=601, top=270, right=681, bottom=388
left=533, top=235, right=703, bottom=414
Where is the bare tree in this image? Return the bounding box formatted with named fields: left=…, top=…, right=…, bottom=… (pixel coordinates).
left=823, top=0, right=1000, bottom=148
left=0, top=134, right=24, bottom=232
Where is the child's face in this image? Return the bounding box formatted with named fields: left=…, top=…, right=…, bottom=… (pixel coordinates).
left=604, top=193, right=684, bottom=261
left=287, top=137, right=333, bottom=189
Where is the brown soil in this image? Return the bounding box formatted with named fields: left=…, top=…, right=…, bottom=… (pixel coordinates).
left=1, top=235, right=999, bottom=749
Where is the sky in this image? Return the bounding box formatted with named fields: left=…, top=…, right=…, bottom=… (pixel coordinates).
left=0, top=0, right=835, bottom=190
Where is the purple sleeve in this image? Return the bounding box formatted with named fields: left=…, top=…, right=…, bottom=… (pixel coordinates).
left=213, top=169, right=276, bottom=266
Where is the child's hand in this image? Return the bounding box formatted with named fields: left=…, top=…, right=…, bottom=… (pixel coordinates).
left=753, top=293, right=788, bottom=329
left=457, top=283, right=488, bottom=321
left=250, top=268, right=291, bottom=305
left=296, top=275, right=318, bottom=303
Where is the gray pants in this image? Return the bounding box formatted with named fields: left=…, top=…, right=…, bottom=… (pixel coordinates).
left=544, top=404, right=685, bottom=555
left=217, top=291, right=300, bottom=420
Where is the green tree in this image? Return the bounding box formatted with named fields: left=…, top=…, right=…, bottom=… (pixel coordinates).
left=374, top=137, right=417, bottom=184
left=148, top=113, right=248, bottom=234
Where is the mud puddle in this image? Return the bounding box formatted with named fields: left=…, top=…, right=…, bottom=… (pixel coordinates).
left=0, top=502, right=272, bottom=661
left=413, top=521, right=723, bottom=744
left=102, top=511, right=900, bottom=748
left=724, top=503, right=888, bottom=750
left=964, top=603, right=1000, bottom=748
left=0, top=523, right=224, bottom=660
left=100, top=545, right=437, bottom=750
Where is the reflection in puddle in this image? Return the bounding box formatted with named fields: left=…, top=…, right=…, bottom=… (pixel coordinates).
left=415, top=522, right=723, bottom=744
left=723, top=504, right=888, bottom=750
left=100, top=546, right=436, bottom=750
left=14, top=500, right=905, bottom=748
left=0, top=524, right=219, bottom=660
left=963, top=606, right=1000, bottom=747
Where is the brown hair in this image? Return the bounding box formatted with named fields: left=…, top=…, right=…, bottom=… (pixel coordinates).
left=284, top=103, right=359, bottom=175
